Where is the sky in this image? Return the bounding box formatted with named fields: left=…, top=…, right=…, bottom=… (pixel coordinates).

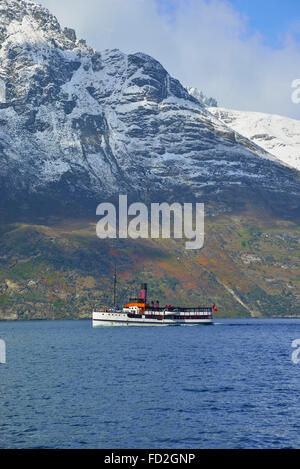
left=38, top=0, right=300, bottom=119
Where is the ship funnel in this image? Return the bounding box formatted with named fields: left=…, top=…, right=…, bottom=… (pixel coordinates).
left=140, top=283, right=147, bottom=303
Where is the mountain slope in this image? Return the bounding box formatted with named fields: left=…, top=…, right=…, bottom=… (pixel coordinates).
left=0, top=0, right=299, bottom=220
left=209, top=107, right=300, bottom=172
left=0, top=214, right=299, bottom=320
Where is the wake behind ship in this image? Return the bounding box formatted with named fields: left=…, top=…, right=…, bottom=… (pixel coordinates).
left=93, top=284, right=215, bottom=327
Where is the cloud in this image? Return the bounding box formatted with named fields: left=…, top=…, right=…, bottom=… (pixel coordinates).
left=38, top=0, right=300, bottom=119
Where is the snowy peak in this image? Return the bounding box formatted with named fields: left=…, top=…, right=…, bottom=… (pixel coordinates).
left=0, top=0, right=88, bottom=52
left=209, top=107, right=300, bottom=172
left=187, top=86, right=218, bottom=107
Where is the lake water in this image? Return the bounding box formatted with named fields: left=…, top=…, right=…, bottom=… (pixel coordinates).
left=0, top=318, right=300, bottom=449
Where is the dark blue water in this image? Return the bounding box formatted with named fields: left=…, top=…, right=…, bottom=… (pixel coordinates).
left=1, top=319, right=300, bottom=448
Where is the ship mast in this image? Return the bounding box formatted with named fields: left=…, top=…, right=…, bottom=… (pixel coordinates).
left=113, top=263, right=117, bottom=308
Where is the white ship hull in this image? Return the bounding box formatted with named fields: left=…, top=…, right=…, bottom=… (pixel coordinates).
left=92, top=310, right=213, bottom=327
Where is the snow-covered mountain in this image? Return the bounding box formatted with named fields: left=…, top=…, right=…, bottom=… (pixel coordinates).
left=208, top=107, right=300, bottom=172
left=0, top=0, right=300, bottom=218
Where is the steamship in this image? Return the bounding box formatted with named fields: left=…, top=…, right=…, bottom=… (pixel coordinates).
left=92, top=283, right=215, bottom=327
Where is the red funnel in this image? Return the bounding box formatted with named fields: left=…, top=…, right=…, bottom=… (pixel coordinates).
left=140, top=283, right=147, bottom=302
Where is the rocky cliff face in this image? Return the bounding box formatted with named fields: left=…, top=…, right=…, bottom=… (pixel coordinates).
left=186, top=87, right=300, bottom=173
left=0, top=0, right=300, bottom=219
